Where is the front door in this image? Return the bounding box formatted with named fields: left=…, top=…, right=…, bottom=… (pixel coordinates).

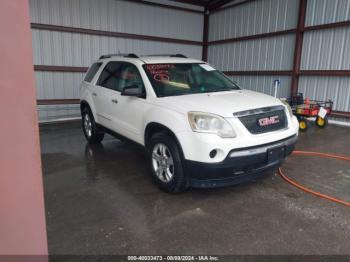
left=95, top=61, right=147, bottom=143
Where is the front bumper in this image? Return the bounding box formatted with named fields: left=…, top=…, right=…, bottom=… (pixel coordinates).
left=185, top=135, right=298, bottom=188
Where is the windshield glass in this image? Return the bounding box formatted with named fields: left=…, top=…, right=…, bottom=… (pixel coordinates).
left=143, top=63, right=240, bottom=97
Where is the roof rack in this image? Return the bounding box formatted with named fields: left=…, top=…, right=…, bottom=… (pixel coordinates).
left=99, top=53, right=139, bottom=59
left=142, top=54, right=187, bottom=58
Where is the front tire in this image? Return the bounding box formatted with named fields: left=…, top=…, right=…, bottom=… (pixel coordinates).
left=82, top=107, right=104, bottom=144
left=146, top=132, right=188, bottom=193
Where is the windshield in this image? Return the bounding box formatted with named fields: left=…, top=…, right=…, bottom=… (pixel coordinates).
left=143, top=63, right=240, bottom=97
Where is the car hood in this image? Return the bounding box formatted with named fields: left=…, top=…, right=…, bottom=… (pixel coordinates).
left=156, top=89, right=284, bottom=118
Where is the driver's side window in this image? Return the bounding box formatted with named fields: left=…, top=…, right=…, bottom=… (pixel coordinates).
left=97, top=62, right=122, bottom=91
left=97, top=62, right=145, bottom=95
left=119, top=63, right=145, bottom=95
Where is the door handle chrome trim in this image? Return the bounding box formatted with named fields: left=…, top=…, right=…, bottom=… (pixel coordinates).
left=92, top=92, right=97, bottom=96
left=112, top=99, right=118, bottom=104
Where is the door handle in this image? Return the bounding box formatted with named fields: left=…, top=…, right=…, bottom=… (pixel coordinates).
left=111, top=99, right=118, bottom=104
left=92, top=92, right=97, bottom=97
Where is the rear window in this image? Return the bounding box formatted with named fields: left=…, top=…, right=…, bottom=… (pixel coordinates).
left=84, top=62, right=102, bottom=82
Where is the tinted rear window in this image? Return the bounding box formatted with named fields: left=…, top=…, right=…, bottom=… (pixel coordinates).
left=84, top=63, right=102, bottom=82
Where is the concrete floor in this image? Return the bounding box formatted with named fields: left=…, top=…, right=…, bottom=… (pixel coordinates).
left=40, top=122, right=350, bottom=255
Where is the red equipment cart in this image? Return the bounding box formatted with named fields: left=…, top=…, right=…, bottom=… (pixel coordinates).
left=289, top=93, right=333, bottom=131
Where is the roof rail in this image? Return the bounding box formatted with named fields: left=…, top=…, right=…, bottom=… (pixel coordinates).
left=171, top=54, right=187, bottom=58
left=99, top=53, right=139, bottom=59
left=142, top=54, right=187, bottom=58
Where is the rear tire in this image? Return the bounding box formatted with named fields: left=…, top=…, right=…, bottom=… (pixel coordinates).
left=81, top=107, right=104, bottom=144
left=146, top=132, right=188, bottom=193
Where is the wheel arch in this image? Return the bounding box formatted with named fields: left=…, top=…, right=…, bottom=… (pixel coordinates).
left=144, top=122, right=185, bottom=158
left=80, top=100, right=90, bottom=113
left=80, top=100, right=97, bottom=120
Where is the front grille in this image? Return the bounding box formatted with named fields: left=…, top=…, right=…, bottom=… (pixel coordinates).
left=236, top=106, right=287, bottom=134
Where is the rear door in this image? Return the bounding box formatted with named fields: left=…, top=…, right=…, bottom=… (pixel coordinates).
left=81, top=62, right=103, bottom=115
left=94, top=62, right=124, bottom=131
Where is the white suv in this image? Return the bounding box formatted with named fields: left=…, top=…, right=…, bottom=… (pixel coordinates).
left=80, top=54, right=299, bottom=192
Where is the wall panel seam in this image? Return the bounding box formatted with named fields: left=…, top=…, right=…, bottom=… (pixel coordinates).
left=124, top=0, right=204, bottom=14
left=208, top=29, right=297, bottom=45
left=31, top=23, right=203, bottom=46
left=34, top=65, right=350, bottom=76
left=207, top=21, right=350, bottom=46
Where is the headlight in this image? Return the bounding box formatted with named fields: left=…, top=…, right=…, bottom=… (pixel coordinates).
left=188, top=112, right=236, bottom=138
left=281, top=100, right=293, bottom=118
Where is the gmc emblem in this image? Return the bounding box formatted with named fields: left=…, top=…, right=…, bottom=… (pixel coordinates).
left=258, top=115, right=280, bottom=127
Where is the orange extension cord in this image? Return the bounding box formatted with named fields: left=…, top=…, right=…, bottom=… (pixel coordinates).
left=278, top=150, right=350, bottom=207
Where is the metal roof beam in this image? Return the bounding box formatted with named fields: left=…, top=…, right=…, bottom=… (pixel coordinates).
left=208, top=0, right=236, bottom=11
left=170, top=0, right=206, bottom=7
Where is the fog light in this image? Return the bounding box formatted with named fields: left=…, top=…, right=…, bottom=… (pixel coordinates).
left=209, top=150, right=217, bottom=158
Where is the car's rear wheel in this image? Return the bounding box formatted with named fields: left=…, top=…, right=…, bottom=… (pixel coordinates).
left=147, top=132, right=188, bottom=193
left=82, top=107, right=104, bottom=144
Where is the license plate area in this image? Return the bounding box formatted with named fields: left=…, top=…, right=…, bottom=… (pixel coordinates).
left=267, top=146, right=286, bottom=163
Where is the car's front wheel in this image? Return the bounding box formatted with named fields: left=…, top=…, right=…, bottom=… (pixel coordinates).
left=147, top=132, right=188, bottom=193
left=82, top=107, right=104, bottom=144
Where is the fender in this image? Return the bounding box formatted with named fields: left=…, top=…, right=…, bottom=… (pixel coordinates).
left=142, top=106, right=189, bottom=146
left=79, top=83, right=98, bottom=121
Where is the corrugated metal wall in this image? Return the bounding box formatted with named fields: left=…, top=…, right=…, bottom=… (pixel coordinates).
left=298, top=76, right=350, bottom=112
left=207, top=0, right=299, bottom=99
left=305, top=0, right=350, bottom=26
left=209, top=0, right=299, bottom=41
left=30, top=0, right=350, bottom=122
left=301, top=27, right=350, bottom=70
left=301, top=0, right=350, bottom=114
left=30, top=0, right=203, bottom=42
left=29, top=0, right=203, bottom=122
left=31, top=30, right=202, bottom=67
left=230, top=75, right=292, bottom=98
left=208, top=34, right=296, bottom=71
left=207, top=0, right=350, bottom=117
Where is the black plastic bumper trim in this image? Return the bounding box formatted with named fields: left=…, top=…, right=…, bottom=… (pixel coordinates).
left=185, top=135, right=298, bottom=187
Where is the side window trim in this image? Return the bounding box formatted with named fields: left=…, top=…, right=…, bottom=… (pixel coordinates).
left=91, top=61, right=107, bottom=85
left=84, top=62, right=103, bottom=83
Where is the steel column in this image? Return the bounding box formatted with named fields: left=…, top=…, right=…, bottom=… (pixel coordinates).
left=291, top=0, right=307, bottom=97
left=202, top=8, right=209, bottom=61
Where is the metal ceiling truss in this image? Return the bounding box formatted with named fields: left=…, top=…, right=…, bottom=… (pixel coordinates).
left=167, top=0, right=237, bottom=11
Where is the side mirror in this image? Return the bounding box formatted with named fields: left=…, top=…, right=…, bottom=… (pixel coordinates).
left=121, top=85, right=144, bottom=97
